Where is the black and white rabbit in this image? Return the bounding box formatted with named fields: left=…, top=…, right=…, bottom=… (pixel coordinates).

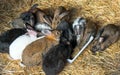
left=67, top=17, right=97, bottom=63
left=0, top=28, right=26, bottom=53
left=42, top=21, right=77, bottom=75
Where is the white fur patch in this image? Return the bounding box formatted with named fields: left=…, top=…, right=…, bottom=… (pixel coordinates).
left=35, top=23, right=51, bottom=31
left=72, top=17, right=86, bottom=29
left=9, top=34, right=45, bottom=61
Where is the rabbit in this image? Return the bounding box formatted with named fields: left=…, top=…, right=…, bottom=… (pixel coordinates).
left=42, top=21, right=77, bottom=75
left=91, top=24, right=120, bottom=54
left=0, top=28, right=26, bottom=53
left=21, top=31, right=57, bottom=66
left=67, top=17, right=97, bottom=63
left=19, top=4, right=39, bottom=27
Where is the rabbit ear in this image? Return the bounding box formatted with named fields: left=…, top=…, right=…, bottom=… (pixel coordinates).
left=43, top=15, right=52, bottom=25
left=59, top=11, right=69, bottom=20
left=52, top=6, right=69, bottom=29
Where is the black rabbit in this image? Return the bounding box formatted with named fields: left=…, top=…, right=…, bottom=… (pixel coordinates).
left=42, top=21, right=77, bottom=75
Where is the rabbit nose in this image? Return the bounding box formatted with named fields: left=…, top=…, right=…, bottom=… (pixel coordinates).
left=45, top=33, right=57, bottom=41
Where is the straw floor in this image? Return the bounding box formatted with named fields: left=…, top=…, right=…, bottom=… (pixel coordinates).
left=0, top=0, right=120, bottom=75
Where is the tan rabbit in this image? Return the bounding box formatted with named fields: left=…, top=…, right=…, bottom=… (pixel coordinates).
left=22, top=33, right=58, bottom=66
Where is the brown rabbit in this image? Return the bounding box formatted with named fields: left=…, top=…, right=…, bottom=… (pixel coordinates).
left=91, top=24, right=120, bottom=54
left=21, top=33, right=58, bottom=66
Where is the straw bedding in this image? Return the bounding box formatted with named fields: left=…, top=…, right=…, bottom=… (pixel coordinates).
left=0, top=0, right=120, bottom=75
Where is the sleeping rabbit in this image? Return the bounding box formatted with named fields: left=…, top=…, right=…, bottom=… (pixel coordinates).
left=91, top=24, right=120, bottom=54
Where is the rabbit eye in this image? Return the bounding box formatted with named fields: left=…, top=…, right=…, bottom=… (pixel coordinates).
left=56, top=31, right=61, bottom=35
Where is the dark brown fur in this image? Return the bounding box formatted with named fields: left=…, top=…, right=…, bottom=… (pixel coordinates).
left=91, top=24, right=120, bottom=54
left=78, top=19, right=97, bottom=49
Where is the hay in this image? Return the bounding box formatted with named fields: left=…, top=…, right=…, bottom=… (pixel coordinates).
left=0, top=0, right=120, bottom=75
